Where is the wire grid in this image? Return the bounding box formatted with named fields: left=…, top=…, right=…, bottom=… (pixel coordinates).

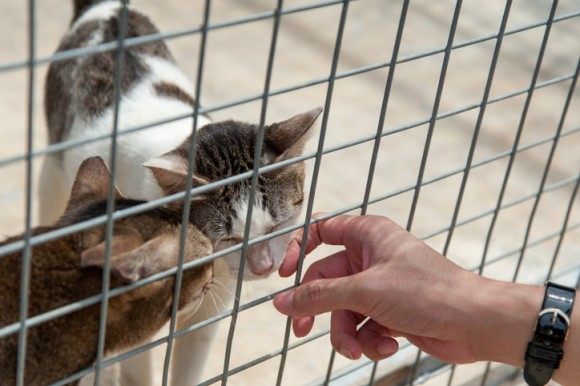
left=1, top=0, right=580, bottom=385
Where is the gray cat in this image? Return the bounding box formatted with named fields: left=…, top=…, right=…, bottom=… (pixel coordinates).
left=1, top=157, right=213, bottom=386
left=39, top=0, right=321, bottom=384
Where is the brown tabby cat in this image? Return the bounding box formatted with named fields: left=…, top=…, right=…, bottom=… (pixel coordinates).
left=1, top=157, right=213, bottom=386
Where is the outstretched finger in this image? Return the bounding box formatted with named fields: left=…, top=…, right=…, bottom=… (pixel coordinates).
left=273, top=275, right=364, bottom=318
left=279, top=235, right=303, bottom=277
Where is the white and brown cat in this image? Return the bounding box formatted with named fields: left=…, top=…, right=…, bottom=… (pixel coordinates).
left=40, top=0, right=321, bottom=385
left=1, top=157, right=213, bottom=386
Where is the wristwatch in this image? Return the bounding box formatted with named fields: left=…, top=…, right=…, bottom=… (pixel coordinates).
left=524, top=282, right=575, bottom=386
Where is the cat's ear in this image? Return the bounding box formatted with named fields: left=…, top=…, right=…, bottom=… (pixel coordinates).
left=66, top=156, right=124, bottom=212
left=266, top=107, right=322, bottom=162
left=81, top=228, right=177, bottom=283
left=144, top=153, right=209, bottom=196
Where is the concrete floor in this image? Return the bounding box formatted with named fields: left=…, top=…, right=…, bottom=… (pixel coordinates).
left=1, top=0, right=579, bottom=385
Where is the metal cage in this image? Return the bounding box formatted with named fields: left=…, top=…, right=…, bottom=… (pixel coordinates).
left=1, top=0, right=579, bottom=385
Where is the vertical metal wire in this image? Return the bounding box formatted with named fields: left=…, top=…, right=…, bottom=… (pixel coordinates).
left=477, top=6, right=563, bottom=383
left=464, top=0, right=512, bottom=386
left=357, top=1, right=411, bottom=383
left=450, top=2, right=559, bottom=385
left=360, top=0, right=410, bottom=216
left=406, top=0, right=464, bottom=234
left=15, top=0, right=36, bottom=384
left=92, top=1, right=130, bottom=384
left=309, top=2, right=351, bottom=385
left=160, top=1, right=211, bottom=385
left=404, top=1, right=464, bottom=384
left=546, top=170, right=580, bottom=277
left=511, top=0, right=560, bottom=282
left=470, top=2, right=512, bottom=278
left=494, top=0, right=559, bottom=283
left=541, top=55, right=580, bottom=282
left=271, top=1, right=351, bottom=385
left=221, top=1, right=284, bottom=384
left=511, top=54, right=576, bottom=283
left=442, top=0, right=513, bottom=258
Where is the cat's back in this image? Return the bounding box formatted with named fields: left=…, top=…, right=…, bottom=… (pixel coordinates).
left=0, top=230, right=90, bottom=328
left=46, top=0, right=175, bottom=142
left=44, top=0, right=210, bottom=201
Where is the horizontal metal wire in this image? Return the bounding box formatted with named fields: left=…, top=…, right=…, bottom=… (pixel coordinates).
left=420, top=173, right=580, bottom=240
left=0, top=37, right=577, bottom=169
left=2, top=119, right=578, bottom=259
left=1, top=5, right=577, bottom=76
left=0, top=0, right=352, bottom=74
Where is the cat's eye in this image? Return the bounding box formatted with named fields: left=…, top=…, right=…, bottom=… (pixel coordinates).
left=222, top=237, right=243, bottom=245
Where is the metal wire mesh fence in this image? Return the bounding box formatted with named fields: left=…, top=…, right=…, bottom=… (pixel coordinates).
left=1, top=0, right=579, bottom=385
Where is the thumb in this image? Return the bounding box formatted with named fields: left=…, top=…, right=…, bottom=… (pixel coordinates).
left=273, top=277, right=359, bottom=317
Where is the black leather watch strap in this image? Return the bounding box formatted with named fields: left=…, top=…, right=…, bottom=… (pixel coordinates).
left=524, top=282, right=575, bottom=386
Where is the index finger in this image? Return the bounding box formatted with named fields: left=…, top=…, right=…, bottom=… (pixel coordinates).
left=279, top=214, right=381, bottom=277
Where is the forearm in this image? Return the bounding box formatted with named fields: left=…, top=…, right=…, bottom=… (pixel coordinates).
left=468, top=278, right=579, bottom=385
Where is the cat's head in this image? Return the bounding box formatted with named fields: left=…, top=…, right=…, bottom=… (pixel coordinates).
left=145, top=107, right=322, bottom=280
left=62, top=157, right=214, bottom=320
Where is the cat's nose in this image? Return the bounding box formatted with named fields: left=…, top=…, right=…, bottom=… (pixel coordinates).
left=249, top=259, right=273, bottom=275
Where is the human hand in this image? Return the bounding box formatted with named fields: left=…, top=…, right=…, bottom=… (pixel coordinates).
left=275, top=214, right=516, bottom=363
left=274, top=214, right=580, bottom=386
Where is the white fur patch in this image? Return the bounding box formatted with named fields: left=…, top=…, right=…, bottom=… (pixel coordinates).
left=84, top=29, right=104, bottom=47
left=143, top=56, right=196, bottom=97
left=231, top=193, right=274, bottom=240
left=72, top=1, right=123, bottom=31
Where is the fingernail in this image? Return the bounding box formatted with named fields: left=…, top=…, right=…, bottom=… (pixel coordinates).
left=377, top=339, right=398, bottom=356
left=274, top=290, right=294, bottom=313
left=337, top=346, right=353, bottom=360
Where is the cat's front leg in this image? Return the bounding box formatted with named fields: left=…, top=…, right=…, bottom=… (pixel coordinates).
left=119, top=351, right=154, bottom=386
left=79, top=363, right=121, bottom=386
left=171, top=259, right=234, bottom=386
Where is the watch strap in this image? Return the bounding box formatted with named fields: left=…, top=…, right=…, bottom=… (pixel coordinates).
left=524, top=282, right=575, bottom=386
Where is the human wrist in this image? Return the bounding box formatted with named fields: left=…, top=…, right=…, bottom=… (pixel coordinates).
left=467, top=278, right=543, bottom=367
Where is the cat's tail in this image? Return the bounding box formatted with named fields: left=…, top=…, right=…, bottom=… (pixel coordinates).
left=73, top=0, right=129, bottom=21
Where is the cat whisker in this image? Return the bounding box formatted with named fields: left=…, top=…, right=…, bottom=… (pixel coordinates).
left=212, top=278, right=233, bottom=295
left=207, top=288, right=224, bottom=314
